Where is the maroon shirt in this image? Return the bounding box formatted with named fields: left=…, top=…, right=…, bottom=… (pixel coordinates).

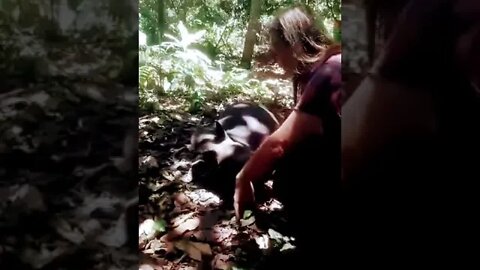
left=295, top=53, right=342, bottom=134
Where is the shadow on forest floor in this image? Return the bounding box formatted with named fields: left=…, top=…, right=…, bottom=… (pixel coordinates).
left=138, top=64, right=301, bottom=270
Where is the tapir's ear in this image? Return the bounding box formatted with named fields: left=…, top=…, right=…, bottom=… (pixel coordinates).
left=214, top=121, right=226, bottom=141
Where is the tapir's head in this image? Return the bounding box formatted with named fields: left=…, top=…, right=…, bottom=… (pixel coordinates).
left=189, top=121, right=252, bottom=197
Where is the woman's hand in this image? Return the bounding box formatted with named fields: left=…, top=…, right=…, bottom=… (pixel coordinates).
left=233, top=175, right=255, bottom=221
left=232, top=110, right=323, bottom=221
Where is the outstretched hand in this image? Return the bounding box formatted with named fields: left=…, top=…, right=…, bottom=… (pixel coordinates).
left=233, top=178, right=255, bottom=222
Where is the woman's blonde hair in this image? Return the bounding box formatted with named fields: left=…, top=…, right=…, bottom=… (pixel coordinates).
left=269, top=6, right=341, bottom=102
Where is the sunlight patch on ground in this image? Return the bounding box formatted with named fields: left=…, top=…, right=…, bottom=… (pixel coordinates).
left=259, top=198, right=283, bottom=212
left=185, top=189, right=221, bottom=206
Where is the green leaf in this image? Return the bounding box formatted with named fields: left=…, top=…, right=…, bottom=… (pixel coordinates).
left=153, top=219, right=167, bottom=233
left=243, top=210, right=252, bottom=219
left=267, top=228, right=283, bottom=240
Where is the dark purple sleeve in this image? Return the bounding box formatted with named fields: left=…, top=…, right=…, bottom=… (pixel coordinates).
left=296, top=55, right=342, bottom=119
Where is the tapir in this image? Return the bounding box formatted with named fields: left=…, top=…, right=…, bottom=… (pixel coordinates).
left=189, top=102, right=280, bottom=205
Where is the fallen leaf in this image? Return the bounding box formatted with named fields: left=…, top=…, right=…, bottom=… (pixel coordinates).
left=267, top=229, right=283, bottom=240
left=280, top=243, right=296, bottom=252
left=174, top=240, right=212, bottom=261
left=161, top=170, right=175, bottom=181
left=172, top=114, right=183, bottom=121
left=149, top=239, right=164, bottom=252
left=173, top=217, right=200, bottom=237
left=9, top=184, right=46, bottom=212
left=97, top=213, right=128, bottom=247
left=243, top=210, right=253, bottom=219
left=75, top=195, right=120, bottom=218
left=142, top=156, right=159, bottom=168
left=21, top=243, right=71, bottom=269
left=140, top=253, right=168, bottom=270
left=212, top=226, right=235, bottom=243
left=29, top=91, right=50, bottom=107
left=153, top=219, right=167, bottom=233
left=185, top=189, right=221, bottom=206
left=171, top=212, right=195, bottom=228
left=139, top=265, right=155, bottom=270
left=173, top=192, right=190, bottom=206
left=240, top=216, right=255, bottom=227
left=212, top=254, right=232, bottom=270
left=255, top=234, right=270, bottom=250
left=160, top=235, right=176, bottom=254
left=53, top=218, right=85, bottom=244
left=139, top=219, right=156, bottom=236
left=181, top=170, right=193, bottom=182
left=190, top=242, right=212, bottom=256
left=76, top=84, right=106, bottom=102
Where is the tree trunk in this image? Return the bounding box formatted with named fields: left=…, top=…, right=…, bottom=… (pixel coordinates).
left=240, top=0, right=263, bottom=69
left=157, top=0, right=165, bottom=43
left=364, top=0, right=377, bottom=65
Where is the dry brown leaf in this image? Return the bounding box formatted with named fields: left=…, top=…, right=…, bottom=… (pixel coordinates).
left=174, top=192, right=190, bottom=206
left=143, top=248, right=155, bottom=255
left=160, top=235, right=176, bottom=254
left=174, top=240, right=212, bottom=261
left=240, top=216, right=255, bottom=227
left=212, top=226, right=235, bottom=243
left=97, top=213, right=128, bottom=247
left=161, top=170, right=175, bottom=181
left=171, top=212, right=196, bottom=228
left=190, top=242, right=212, bottom=256
left=53, top=218, right=90, bottom=244
left=9, top=184, right=46, bottom=212
left=174, top=218, right=200, bottom=237
left=140, top=253, right=168, bottom=270
left=139, top=264, right=155, bottom=270
left=212, top=254, right=232, bottom=270
left=142, top=156, right=159, bottom=168
left=139, top=219, right=156, bottom=236
left=21, top=242, right=72, bottom=269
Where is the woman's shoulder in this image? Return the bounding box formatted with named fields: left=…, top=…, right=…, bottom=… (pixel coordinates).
left=297, top=52, right=342, bottom=117
left=314, top=52, right=341, bottom=73
left=326, top=53, right=341, bottom=65
left=309, top=52, right=341, bottom=85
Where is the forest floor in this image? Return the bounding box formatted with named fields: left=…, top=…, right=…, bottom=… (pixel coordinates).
left=0, top=78, right=138, bottom=269
left=138, top=63, right=298, bottom=270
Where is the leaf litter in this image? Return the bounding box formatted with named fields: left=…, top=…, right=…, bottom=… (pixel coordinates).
left=139, top=65, right=301, bottom=269
left=1, top=77, right=138, bottom=269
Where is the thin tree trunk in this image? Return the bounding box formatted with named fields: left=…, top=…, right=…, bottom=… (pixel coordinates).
left=157, top=0, right=165, bottom=43
left=240, top=0, right=263, bottom=69
left=365, top=0, right=377, bottom=65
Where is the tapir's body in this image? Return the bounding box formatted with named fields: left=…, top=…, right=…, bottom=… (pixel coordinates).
left=189, top=103, right=279, bottom=205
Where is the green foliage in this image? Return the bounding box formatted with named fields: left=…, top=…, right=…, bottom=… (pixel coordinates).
left=138, top=0, right=340, bottom=115
left=153, top=219, right=167, bottom=233
left=139, top=22, right=290, bottom=115
left=139, top=0, right=340, bottom=56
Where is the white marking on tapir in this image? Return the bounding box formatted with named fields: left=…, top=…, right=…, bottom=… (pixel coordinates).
left=242, top=115, right=270, bottom=134
left=196, top=134, right=215, bottom=143
left=205, top=136, right=241, bottom=164
left=227, top=125, right=251, bottom=139
left=233, top=103, right=249, bottom=108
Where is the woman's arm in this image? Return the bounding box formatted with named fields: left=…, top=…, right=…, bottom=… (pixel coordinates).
left=234, top=55, right=340, bottom=219
left=235, top=109, right=324, bottom=185
left=236, top=55, right=340, bottom=185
